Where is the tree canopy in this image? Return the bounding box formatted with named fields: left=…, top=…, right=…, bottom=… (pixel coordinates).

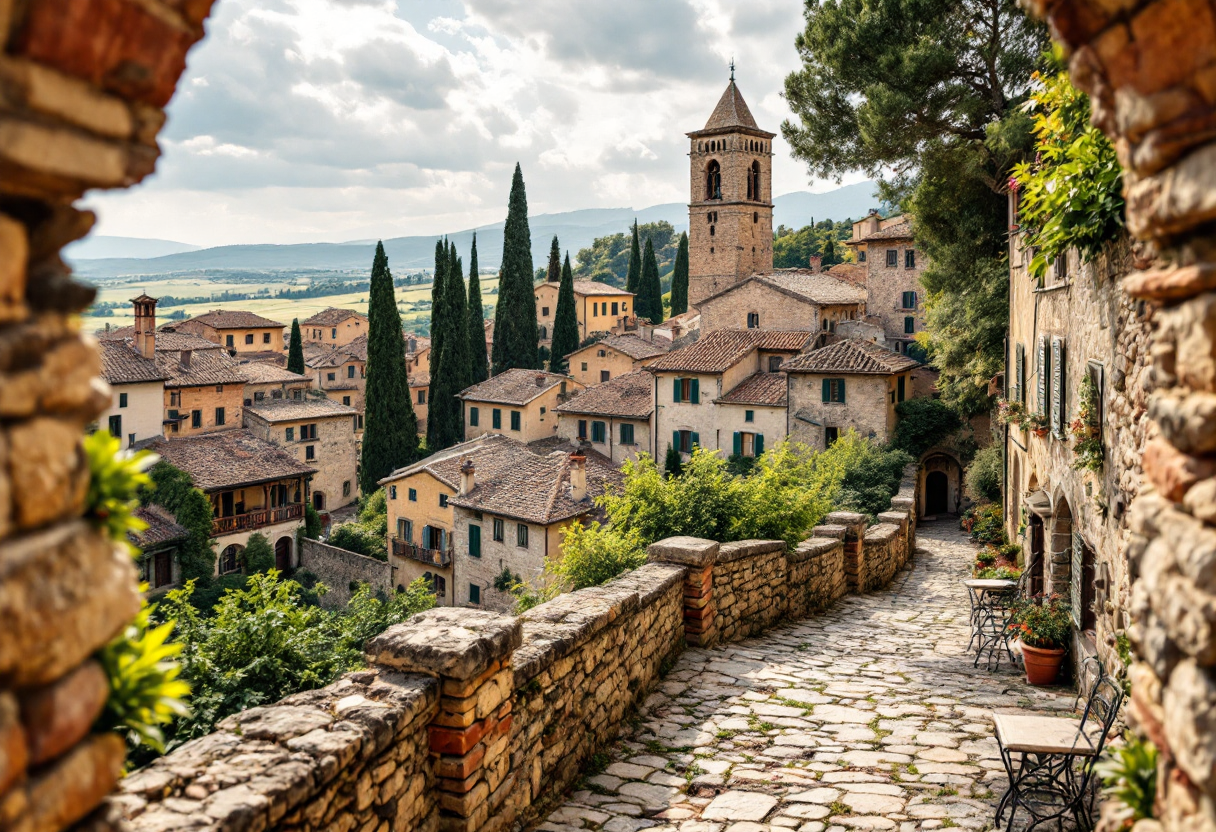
left=624, top=220, right=642, bottom=294
left=466, top=233, right=489, bottom=385
left=287, top=319, right=304, bottom=375
left=636, top=238, right=664, bottom=324
left=550, top=252, right=579, bottom=373
left=669, top=233, right=689, bottom=317
left=492, top=164, right=540, bottom=374
left=575, top=221, right=678, bottom=288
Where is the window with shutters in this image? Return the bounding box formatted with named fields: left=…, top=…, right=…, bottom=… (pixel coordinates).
left=348, top=365, right=355, bottom=378
left=675, top=429, right=696, bottom=453
left=1015, top=343, right=1026, bottom=404
left=733, top=431, right=764, bottom=458
left=215, top=407, right=225, bottom=426
left=119, top=392, right=128, bottom=408
left=469, top=583, right=480, bottom=605
left=620, top=423, right=635, bottom=445
left=510, top=411, right=521, bottom=431
left=1037, top=334, right=1050, bottom=416
left=612, top=302, right=619, bottom=315
left=492, top=408, right=502, bottom=429
left=108, top=414, right=122, bottom=437
left=516, top=523, right=529, bottom=548
left=493, top=518, right=504, bottom=541
left=408, top=488, right=417, bottom=502
left=470, top=407, right=479, bottom=427
left=1051, top=337, right=1066, bottom=438
left=191, top=410, right=202, bottom=428
left=301, top=424, right=317, bottom=440
left=886, top=249, right=898, bottom=267
left=439, top=494, right=448, bottom=508
left=822, top=378, right=846, bottom=403
left=673, top=377, right=698, bottom=403
left=468, top=524, right=481, bottom=558
left=577, top=419, right=587, bottom=440
left=904, top=316, right=915, bottom=334
left=591, top=421, right=606, bottom=443
left=897, top=375, right=906, bottom=402
left=901, top=291, right=917, bottom=309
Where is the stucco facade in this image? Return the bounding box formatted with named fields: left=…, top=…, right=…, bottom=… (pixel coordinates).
left=695, top=274, right=866, bottom=336
left=100, top=380, right=164, bottom=446
left=301, top=309, right=368, bottom=348
left=384, top=470, right=455, bottom=606
left=786, top=371, right=907, bottom=450
left=556, top=413, right=651, bottom=465
left=177, top=318, right=286, bottom=354
left=535, top=281, right=635, bottom=342
left=164, top=383, right=245, bottom=438
left=460, top=372, right=584, bottom=444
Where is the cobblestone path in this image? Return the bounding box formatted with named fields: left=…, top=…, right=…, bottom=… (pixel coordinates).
left=536, top=521, right=1077, bottom=832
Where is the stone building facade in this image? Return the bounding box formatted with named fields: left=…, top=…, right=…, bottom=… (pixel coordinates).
left=459, top=369, right=583, bottom=444
left=564, top=333, right=669, bottom=388
left=176, top=309, right=286, bottom=354
left=695, top=270, right=867, bottom=336
left=845, top=213, right=927, bottom=353
left=243, top=397, right=360, bottom=512
left=555, top=369, right=655, bottom=465
left=687, top=79, right=776, bottom=306
left=300, top=307, right=368, bottom=348
left=238, top=360, right=310, bottom=405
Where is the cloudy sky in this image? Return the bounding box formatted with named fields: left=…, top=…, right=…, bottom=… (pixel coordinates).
left=83, top=0, right=866, bottom=248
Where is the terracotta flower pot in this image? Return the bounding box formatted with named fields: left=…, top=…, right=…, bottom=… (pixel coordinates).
left=1020, top=641, right=1066, bottom=685
left=1032, top=427, right=1050, bottom=437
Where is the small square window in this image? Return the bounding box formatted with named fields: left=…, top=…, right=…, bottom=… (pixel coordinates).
left=305, top=445, right=315, bottom=460
left=118, top=392, right=128, bottom=408
left=747, top=312, right=759, bottom=328
left=263, top=332, right=271, bottom=343
left=886, top=249, right=898, bottom=267
left=516, top=523, right=529, bottom=548
left=542, top=306, right=549, bottom=316
left=245, top=334, right=254, bottom=345
left=343, top=396, right=351, bottom=406
left=469, top=583, right=481, bottom=604
left=343, top=481, right=351, bottom=497
left=493, top=518, right=504, bottom=541
left=390, top=485, right=397, bottom=499
left=510, top=411, right=521, bottom=431
left=600, top=370, right=610, bottom=383
left=745, top=410, right=754, bottom=423
left=825, top=426, right=839, bottom=447
left=581, top=362, right=588, bottom=371
left=858, top=250, right=867, bottom=262
left=439, top=494, right=448, bottom=508
left=406, top=487, right=418, bottom=502
left=286, top=427, right=295, bottom=441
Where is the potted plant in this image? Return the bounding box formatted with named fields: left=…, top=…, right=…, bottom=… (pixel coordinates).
left=1024, top=411, right=1050, bottom=436
left=997, top=398, right=1027, bottom=428
left=1072, top=374, right=1104, bottom=472
left=1010, top=595, right=1073, bottom=684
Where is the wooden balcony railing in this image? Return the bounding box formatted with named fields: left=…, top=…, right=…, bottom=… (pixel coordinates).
left=212, top=503, right=305, bottom=535
left=391, top=538, right=452, bottom=568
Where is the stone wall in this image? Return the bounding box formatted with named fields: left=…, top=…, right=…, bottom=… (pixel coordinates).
left=0, top=1, right=214, bottom=830
left=1019, top=1, right=1216, bottom=830
left=299, top=538, right=392, bottom=609
left=713, top=540, right=789, bottom=641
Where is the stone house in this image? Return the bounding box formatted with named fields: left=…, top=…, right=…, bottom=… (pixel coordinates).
left=405, top=334, right=430, bottom=377
left=459, top=369, right=584, bottom=444
left=154, top=336, right=247, bottom=438
left=687, top=79, right=775, bottom=307
left=131, top=504, right=188, bottom=595
left=143, top=431, right=316, bottom=575
left=712, top=371, right=788, bottom=461
left=564, top=333, right=670, bottom=387
left=300, top=307, right=368, bottom=348
left=554, top=369, right=654, bottom=465
left=238, top=361, right=311, bottom=406
left=305, top=341, right=366, bottom=426
left=844, top=213, right=926, bottom=354
left=409, top=372, right=430, bottom=432
left=243, top=398, right=361, bottom=512
left=1003, top=195, right=1150, bottom=676
left=646, top=329, right=813, bottom=459
left=534, top=280, right=635, bottom=343
left=96, top=301, right=168, bottom=447
left=651, top=310, right=701, bottom=343
left=695, top=269, right=867, bottom=336
left=783, top=339, right=919, bottom=452
left=449, top=447, right=622, bottom=611
left=378, top=434, right=534, bottom=605
left=175, top=309, right=286, bottom=354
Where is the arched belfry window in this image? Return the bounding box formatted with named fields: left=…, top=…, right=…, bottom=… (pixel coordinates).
left=706, top=160, right=722, bottom=200
left=750, top=161, right=762, bottom=202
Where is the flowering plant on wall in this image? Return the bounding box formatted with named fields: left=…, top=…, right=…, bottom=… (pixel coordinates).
left=1071, top=373, right=1103, bottom=472
left=996, top=398, right=1027, bottom=427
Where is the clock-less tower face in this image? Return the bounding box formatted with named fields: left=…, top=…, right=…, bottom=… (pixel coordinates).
left=686, top=79, right=775, bottom=307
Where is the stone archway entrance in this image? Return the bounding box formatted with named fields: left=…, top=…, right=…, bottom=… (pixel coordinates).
left=925, top=471, right=949, bottom=515
left=919, top=452, right=962, bottom=517
left=275, top=536, right=293, bottom=571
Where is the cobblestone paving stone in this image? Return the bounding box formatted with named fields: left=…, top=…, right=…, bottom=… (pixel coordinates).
left=535, top=521, right=1078, bottom=832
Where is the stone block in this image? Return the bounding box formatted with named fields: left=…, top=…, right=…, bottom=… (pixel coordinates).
left=716, top=539, right=785, bottom=564
left=7, top=417, right=89, bottom=529
left=0, top=214, right=27, bottom=320
left=0, top=57, right=134, bottom=139
left=1149, top=392, right=1216, bottom=455
left=19, top=658, right=108, bottom=765
left=24, top=732, right=125, bottom=832
left=367, top=608, right=521, bottom=682
left=0, top=118, right=127, bottom=194
left=0, top=692, right=27, bottom=797
left=218, top=704, right=334, bottom=743
left=1144, top=438, right=1216, bottom=501
left=647, top=536, right=719, bottom=567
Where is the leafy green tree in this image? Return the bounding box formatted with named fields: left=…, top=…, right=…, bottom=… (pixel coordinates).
left=890, top=398, right=964, bottom=459
left=466, top=233, right=489, bottom=384
left=965, top=444, right=1004, bottom=502
left=550, top=253, right=579, bottom=374
left=287, top=319, right=305, bottom=374
left=240, top=533, right=275, bottom=574
left=303, top=503, right=322, bottom=540
left=636, top=238, right=664, bottom=323
left=574, top=221, right=678, bottom=287
left=546, top=235, right=561, bottom=282
left=556, top=522, right=646, bottom=590
left=492, top=164, right=540, bottom=374
left=664, top=445, right=683, bottom=478
left=624, top=220, right=642, bottom=294
left=669, top=233, right=689, bottom=316
left=360, top=241, right=418, bottom=494
left=143, top=461, right=215, bottom=586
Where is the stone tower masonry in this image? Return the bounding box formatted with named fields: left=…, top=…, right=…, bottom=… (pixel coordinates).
left=686, top=77, right=775, bottom=307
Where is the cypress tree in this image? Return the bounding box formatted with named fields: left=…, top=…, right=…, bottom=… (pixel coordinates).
left=467, top=233, right=489, bottom=384
left=287, top=318, right=305, bottom=374
left=492, top=163, right=540, bottom=375
left=550, top=252, right=579, bottom=374
left=447, top=245, right=470, bottom=393
left=360, top=241, right=418, bottom=494
left=546, top=235, right=561, bottom=282
left=670, top=232, right=690, bottom=316
left=637, top=238, right=664, bottom=324
left=426, top=241, right=449, bottom=451
left=625, top=220, right=641, bottom=293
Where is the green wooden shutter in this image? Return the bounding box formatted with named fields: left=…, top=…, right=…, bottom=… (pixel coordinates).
left=1052, top=337, right=1066, bottom=438
left=1015, top=343, right=1025, bottom=404
left=673, top=431, right=680, bottom=452
left=839, top=379, right=846, bottom=404
left=672, top=378, right=681, bottom=402
left=690, top=378, right=700, bottom=404
left=691, top=432, right=700, bottom=448
left=755, top=434, right=764, bottom=455
left=733, top=432, right=742, bottom=455
left=822, top=379, right=830, bottom=402
left=469, top=524, right=481, bottom=558
left=1037, top=335, right=1049, bottom=416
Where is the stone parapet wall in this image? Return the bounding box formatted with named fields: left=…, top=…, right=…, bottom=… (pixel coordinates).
left=713, top=540, right=788, bottom=642
left=299, top=538, right=392, bottom=609
left=786, top=536, right=848, bottom=618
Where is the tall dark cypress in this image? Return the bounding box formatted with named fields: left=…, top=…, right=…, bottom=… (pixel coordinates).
left=426, top=240, right=449, bottom=451
left=287, top=318, right=305, bottom=374
left=550, top=252, right=579, bottom=375
left=546, top=235, right=561, bottom=282
left=492, top=163, right=539, bottom=375
left=624, top=220, right=641, bottom=293
left=466, top=233, right=489, bottom=384
left=670, top=232, right=690, bottom=316
left=360, top=241, right=418, bottom=494
left=447, top=245, right=470, bottom=394
left=637, top=237, right=664, bottom=324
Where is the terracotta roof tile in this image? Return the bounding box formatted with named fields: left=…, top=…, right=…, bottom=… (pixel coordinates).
left=697, top=271, right=866, bottom=308
left=696, top=80, right=767, bottom=134
left=238, top=361, right=307, bottom=384
left=186, top=310, right=285, bottom=329
left=857, top=219, right=913, bottom=242
left=130, top=505, right=188, bottom=549
left=646, top=329, right=813, bottom=374
left=245, top=398, right=357, bottom=422
left=715, top=372, right=788, bottom=406
left=302, top=308, right=367, bottom=326
left=449, top=447, right=621, bottom=525
left=409, top=372, right=430, bottom=388
left=569, top=334, right=670, bottom=362
left=141, top=430, right=316, bottom=492
left=155, top=348, right=247, bottom=388
left=99, top=340, right=168, bottom=385
left=572, top=281, right=633, bottom=297
left=459, top=368, right=579, bottom=406
left=555, top=370, right=654, bottom=419
left=783, top=338, right=920, bottom=375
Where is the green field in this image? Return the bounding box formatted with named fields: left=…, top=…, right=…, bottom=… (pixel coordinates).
left=83, top=274, right=499, bottom=335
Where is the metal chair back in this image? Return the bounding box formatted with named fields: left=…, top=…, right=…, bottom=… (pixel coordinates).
left=1076, top=674, right=1124, bottom=774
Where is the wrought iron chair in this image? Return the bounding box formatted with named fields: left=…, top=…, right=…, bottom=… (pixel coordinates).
left=993, top=671, right=1124, bottom=832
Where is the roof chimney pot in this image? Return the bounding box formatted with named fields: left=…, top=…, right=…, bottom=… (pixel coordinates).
left=459, top=458, right=476, bottom=497
left=569, top=453, right=587, bottom=502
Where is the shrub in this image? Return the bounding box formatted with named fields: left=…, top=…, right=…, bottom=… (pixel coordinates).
left=556, top=522, right=646, bottom=590
left=826, top=433, right=913, bottom=520
left=976, top=549, right=997, bottom=566
left=976, top=566, right=1021, bottom=580
left=303, top=504, right=323, bottom=540
left=240, top=533, right=275, bottom=574
left=891, top=399, right=963, bottom=459
left=664, top=445, right=683, bottom=478
left=143, top=461, right=216, bottom=586
left=1009, top=595, right=1072, bottom=649
left=967, top=503, right=1006, bottom=546
left=965, top=445, right=1003, bottom=503
left=1096, top=734, right=1158, bottom=826
left=327, top=488, right=389, bottom=560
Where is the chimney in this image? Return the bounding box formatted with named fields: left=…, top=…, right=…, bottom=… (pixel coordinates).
left=536, top=374, right=547, bottom=387
left=459, top=458, right=475, bottom=496
left=132, top=294, right=158, bottom=359
left=808, top=254, right=822, bottom=274
left=179, top=349, right=192, bottom=370
left=569, top=453, right=586, bottom=502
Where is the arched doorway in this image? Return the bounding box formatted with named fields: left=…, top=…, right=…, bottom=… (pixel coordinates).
left=1026, top=514, right=1045, bottom=596
left=313, top=491, right=325, bottom=511
left=275, top=537, right=293, bottom=571
left=925, top=471, right=949, bottom=515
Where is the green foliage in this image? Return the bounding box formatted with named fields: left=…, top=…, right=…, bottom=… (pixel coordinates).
left=976, top=566, right=1022, bottom=580
left=772, top=221, right=853, bottom=269
left=550, top=252, right=580, bottom=373
left=429, top=240, right=471, bottom=451
left=556, top=522, right=647, bottom=590
left=976, top=549, right=996, bottom=566
left=493, top=566, right=522, bottom=593
left=546, top=235, right=561, bottom=283
left=625, top=220, right=642, bottom=294
left=492, top=163, right=541, bottom=374
left=97, top=596, right=190, bottom=753
left=669, top=233, right=689, bottom=317
left=1009, top=595, right=1072, bottom=649
left=1071, top=373, right=1104, bottom=473
left=891, top=398, right=963, bottom=459
left=831, top=436, right=913, bottom=520
left=84, top=431, right=154, bottom=547
left=636, top=238, right=664, bottom=324
left=466, top=233, right=489, bottom=385
left=575, top=221, right=678, bottom=288
left=143, top=461, right=215, bottom=586
left=966, top=445, right=1004, bottom=503
left=303, top=503, right=323, bottom=540
left=962, top=502, right=1006, bottom=545
left=1097, top=734, right=1158, bottom=825
left=327, top=488, right=388, bottom=561
left=287, top=319, right=305, bottom=374
left=362, top=241, right=419, bottom=493
left=1012, top=64, right=1124, bottom=282
left=664, top=445, right=683, bottom=478
left=240, top=533, right=275, bottom=574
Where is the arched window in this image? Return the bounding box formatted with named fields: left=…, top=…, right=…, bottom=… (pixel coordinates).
left=219, top=545, right=242, bottom=575
left=706, top=160, right=721, bottom=200
left=750, top=161, right=762, bottom=202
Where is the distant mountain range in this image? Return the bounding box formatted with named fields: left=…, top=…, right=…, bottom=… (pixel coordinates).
left=67, top=181, right=879, bottom=279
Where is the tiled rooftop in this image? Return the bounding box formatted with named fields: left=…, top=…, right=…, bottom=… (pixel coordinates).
left=130, top=504, right=189, bottom=549
left=783, top=338, right=920, bottom=375
left=381, top=434, right=533, bottom=491
left=572, top=281, right=633, bottom=297
left=646, top=329, right=812, bottom=374
left=448, top=447, right=621, bottom=525
left=555, top=369, right=654, bottom=419
left=696, top=79, right=766, bottom=134
left=238, top=361, right=309, bottom=385
left=715, top=372, right=788, bottom=407
left=856, top=219, right=914, bottom=243
left=302, top=307, right=367, bottom=326
left=155, top=347, right=246, bottom=388
left=98, top=340, right=168, bottom=385
left=458, top=368, right=576, bottom=405
left=186, top=309, right=286, bottom=329
left=585, top=334, right=672, bottom=361
left=141, top=430, right=316, bottom=492
left=245, top=398, right=357, bottom=422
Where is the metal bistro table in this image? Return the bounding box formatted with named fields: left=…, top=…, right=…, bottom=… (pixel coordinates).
left=964, top=578, right=1018, bottom=669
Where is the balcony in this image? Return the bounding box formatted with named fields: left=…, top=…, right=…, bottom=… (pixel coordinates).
left=212, top=503, right=305, bottom=535
left=391, top=538, right=452, bottom=568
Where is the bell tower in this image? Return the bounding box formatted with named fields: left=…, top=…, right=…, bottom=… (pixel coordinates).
left=686, top=69, right=775, bottom=306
